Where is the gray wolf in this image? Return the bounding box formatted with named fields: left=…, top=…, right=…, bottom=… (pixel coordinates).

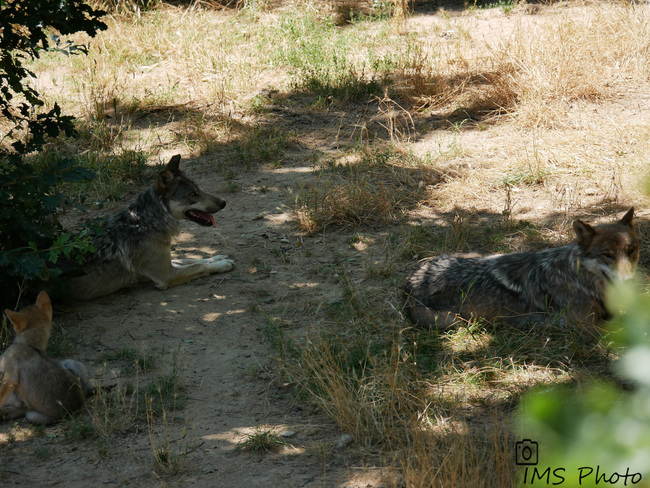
left=66, top=154, right=234, bottom=300
left=0, top=292, right=91, bottom=424
left=403, top=208, right=638, bottom=329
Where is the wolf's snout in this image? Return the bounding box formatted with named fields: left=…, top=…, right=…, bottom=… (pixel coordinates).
left=616, top=260, right=636, bottom=282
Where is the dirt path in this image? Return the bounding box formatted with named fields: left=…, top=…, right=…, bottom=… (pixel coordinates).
left=0, top=157, right=382, bottom=487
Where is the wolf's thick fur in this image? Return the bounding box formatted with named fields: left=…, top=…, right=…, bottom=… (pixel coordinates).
left=0, top=292, right=90, bottom=424
left=65, top=155, right=234, bottom=300
left=404, top=208, right=639, bottom=329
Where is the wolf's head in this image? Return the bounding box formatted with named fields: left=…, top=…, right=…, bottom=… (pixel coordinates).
left=155, top=155, right=226, bottom=227
left=573, top=207, right=639, bottom=282
left=4, top=291, right=52, bottom=352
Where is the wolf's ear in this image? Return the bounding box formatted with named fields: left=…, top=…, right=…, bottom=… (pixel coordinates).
left=156, top=167, right=177, bottom=196
left=5, top=309, right=28, bottom=333
left=155, top=156, right=182, bottom=195
left=619, top=207, right=634, bottom=227
left=156, top=170, right=173, bottom=195
left=166, top=155, right=181, bottom=174
left=35, top=291, right=52, bottom=320
left=573, top=219, right=596, bottom=248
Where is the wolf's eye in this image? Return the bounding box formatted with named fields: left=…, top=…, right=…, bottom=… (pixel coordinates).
left=188, top=191, right=198, bottom=198
left=602, top=251, right=615, bottom=261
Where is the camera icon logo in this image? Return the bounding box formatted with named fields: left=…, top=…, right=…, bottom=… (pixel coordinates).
left=515, top=439, right=538, bottom=465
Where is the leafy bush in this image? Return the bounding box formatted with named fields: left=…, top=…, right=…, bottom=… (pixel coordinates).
left=517, top=281, right=650, bottom=487
left=0, top=0, right=107, bottom=308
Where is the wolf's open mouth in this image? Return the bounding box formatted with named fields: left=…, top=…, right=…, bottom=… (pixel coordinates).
left=185, top=210, right=216, bottom=227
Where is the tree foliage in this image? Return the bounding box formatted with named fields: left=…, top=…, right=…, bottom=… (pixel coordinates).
left=0, top=0, right=107, bottom=308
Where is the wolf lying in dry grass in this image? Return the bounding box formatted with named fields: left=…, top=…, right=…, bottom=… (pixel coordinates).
left=0, top=292, right=91, bottom=424
left=404, top=208, right=639, bottom=329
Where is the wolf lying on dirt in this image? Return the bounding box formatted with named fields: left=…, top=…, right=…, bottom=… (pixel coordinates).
left=0, top=292, right=91, bottom=424
left=65, top=154, right=234, bottom=300
left=404, top=208, right=639, bottom=329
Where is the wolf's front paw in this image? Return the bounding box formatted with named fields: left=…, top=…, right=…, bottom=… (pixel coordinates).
left=207, top=254, right=229, bottom=263
left=209, top=258, right=234, bottom=273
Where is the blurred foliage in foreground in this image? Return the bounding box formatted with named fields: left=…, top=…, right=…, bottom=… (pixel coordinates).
left=517, top=280, right=650, bottom=487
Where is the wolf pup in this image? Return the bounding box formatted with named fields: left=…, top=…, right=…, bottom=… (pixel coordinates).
left=65, top=154, right=234, bottom=300
left=404, top=208, right=638, bottom=329
left=0, top=292, right=91, bottom=424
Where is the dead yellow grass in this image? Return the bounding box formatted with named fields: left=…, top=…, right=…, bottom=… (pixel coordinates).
left=503, top=5, right=650, bottom=128
left=32, top=2, right=650, bottom=165
left=294, top=337, right=422, bottom=451
left=399, top=414, right=515, bottom=488
left=396, top=2, right=650, bottom=127
left=293, top=146, right=444, bottom=233
left=291, top=332, right=517, bottom=487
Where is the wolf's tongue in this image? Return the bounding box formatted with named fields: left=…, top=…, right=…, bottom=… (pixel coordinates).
left=186, top=210, right=216, bottom=227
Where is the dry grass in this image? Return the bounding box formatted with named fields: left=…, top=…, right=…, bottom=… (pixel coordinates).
left=284, top=313, right=609, bottom=486
left=500, top=5, right=650, bottom=128
left=399, top=413, right=515, bottom=488
left=390, top=2, right=650, bottom=127
left=90, top=381, right=140, bottom=439
left=292, top=146, right=444, bottom=233
left=31, top=1, right=650, bottom=167
left=294, top=334, right=423, bottom=451
left=146, top=403, right=194, bottom=477
left=289, top=328, right=520, bottom=487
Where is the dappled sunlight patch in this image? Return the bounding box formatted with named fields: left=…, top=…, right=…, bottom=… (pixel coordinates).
left=174, top=232, right=229, bottom=249
left=505, top=364, right=571, bottom=388
left=424, top=380, right=512, bottom=410
left=353, top=241, right=369, bottom=252
left=443, top=326, right=494, bottom=355
left=288, top=282, right=320, bottom=290
left=226, top=309, right=246, bottom=316
left=428, top=362, right=566, bottom=408
left=339, top=467, right=399, bottom=488
left=0, top=425, right=38, bottom=444
left=201, top=312, right=222, bottom=323
left=265, top=166, right=314, bottom=175
left=202, top=424, right=305, bottom=455
left=264, top=212, right=295, bottom=226
left=347, top=233, right=376, bottom=253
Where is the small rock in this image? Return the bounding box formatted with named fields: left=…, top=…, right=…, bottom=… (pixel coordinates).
left=281, top=430, right=296, bottom=438
left=334, top=434, right=353, bottom=449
